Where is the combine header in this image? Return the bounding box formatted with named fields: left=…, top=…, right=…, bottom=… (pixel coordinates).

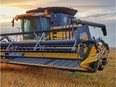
left=0, top=7, right=109, bottom=72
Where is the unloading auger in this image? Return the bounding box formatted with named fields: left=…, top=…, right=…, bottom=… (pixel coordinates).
left=0, top=7, right=109, bottom=72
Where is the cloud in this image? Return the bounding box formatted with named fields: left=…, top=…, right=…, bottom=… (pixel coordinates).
left=73, top=6, right=116, bottom=20
left=0, top=6, right=26, bottom=22
left=1, top=0, right=115, bottom=9
left=78, top=9, right=116, bottom=19
left=83, top=12, right=116, bottom=19
left=40, top=0, right=115, bottom=7
left=1, top=0, right=58, bottom=8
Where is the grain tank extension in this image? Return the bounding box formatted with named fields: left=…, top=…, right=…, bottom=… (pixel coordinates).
left=0, top=7, right=109, bottom=72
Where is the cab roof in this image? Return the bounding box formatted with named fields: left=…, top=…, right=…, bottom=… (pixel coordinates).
left=26, top=7, right=78, bottom=16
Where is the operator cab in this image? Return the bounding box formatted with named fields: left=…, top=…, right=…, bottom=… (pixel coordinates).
left=20, top=17, right=50, bottom=39
left=13, top=7, right=78, bottom=40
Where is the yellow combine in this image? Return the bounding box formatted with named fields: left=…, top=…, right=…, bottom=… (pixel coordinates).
left=0, top=7, right=109, bottom=72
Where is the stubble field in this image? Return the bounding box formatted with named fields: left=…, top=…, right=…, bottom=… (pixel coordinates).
left=0, top=48, right=116, bottom=87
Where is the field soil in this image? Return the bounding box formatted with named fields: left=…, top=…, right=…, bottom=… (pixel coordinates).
left=0, top=49, right=116, bottom=87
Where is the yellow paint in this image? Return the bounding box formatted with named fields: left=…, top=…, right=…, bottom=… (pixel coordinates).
left=80, top=33, right=88, bottom=41
left=20, top=40, right=37, bottom=42
left=0, top=52, right=5, bottom=56
left=80, top=54, right=98, bottom=68
left=83, top=34, right=88, bottom=41
left=24, top=52, right=79, bottom=59
left=15, top=12, right=51, bottom=20
left=80, top=46, right=107, bottom=68
left=88, top=46, right=97, bottom=56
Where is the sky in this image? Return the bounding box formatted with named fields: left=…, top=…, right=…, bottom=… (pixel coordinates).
left=0, top=0, right=116, bottom=47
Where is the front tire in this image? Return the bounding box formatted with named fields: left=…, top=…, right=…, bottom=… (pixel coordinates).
left=102, top=58, right=108, bottom=65
left=98, top=65, right=104, bottom=71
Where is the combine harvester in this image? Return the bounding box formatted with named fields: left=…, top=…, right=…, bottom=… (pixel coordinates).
left=0, top=7, right=109, bottom=72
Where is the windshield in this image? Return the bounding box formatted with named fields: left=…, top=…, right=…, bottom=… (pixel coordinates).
left=20, top=17, right=50, bottom=39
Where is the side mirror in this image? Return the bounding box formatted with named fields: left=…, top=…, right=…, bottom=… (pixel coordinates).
left=11, top=18, right=14, bottom=27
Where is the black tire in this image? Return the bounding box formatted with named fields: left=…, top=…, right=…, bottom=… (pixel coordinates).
left=98, top=65, right=104, bottom=71
left=102, top=58, right=108, bottom=65
left=90, top=61, right=98, bottom=70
